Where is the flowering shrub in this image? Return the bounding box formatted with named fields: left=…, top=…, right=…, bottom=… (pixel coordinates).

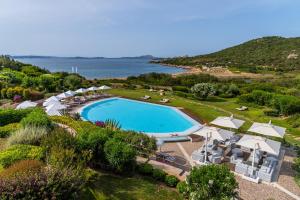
left=13, top=95, right=22, bottom=102
left=95, top=120, right=105, bottom=127
left=0, top=166, right=85, bottom=200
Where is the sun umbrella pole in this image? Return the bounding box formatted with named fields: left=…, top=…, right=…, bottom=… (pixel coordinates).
left=205, top=132, right=208, bottom=163
left=252, top=143, right=257, bottom=177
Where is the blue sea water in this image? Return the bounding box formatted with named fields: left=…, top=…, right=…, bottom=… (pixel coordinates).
left=15, top=57, right=185, bottom=79
left=81, top=98, right=196, bottom=134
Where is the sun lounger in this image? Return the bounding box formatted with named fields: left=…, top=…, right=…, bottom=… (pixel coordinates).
left=160, top=98, right=169, bottom=103
left=141, top=95, right=151, bottom=100
left=236, top=106, right=248, bottom=111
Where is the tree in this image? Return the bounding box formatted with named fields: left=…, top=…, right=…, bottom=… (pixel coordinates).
left=63, top=74, right=82, bottom=90
left=185, top=165, right=238, bottom=200
left=39, top=74, right=57, bottom=92
left=191, top=83, right=215, bottom=100
left=104, top=139, right=136, bottom=173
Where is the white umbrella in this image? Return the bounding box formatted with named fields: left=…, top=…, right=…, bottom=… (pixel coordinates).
left=16, top=101, right=38, bottom=109
left=45, top=96, right=60, bottom=102
left=46, top=102, right=67, bottom=112
left=75, top=88, right=87, bottom=93
left=236, top=134, right=281, bottom=175
left=65, top=90, right=76, bottom=96
left=193, top=126, right=234, bottom=141
left=87, top=86, right=98, bottom=91
left=236, top=134, right=281, bottom=156
left=210, top=114, right=245, bottom=129
left=46, top=108, right=62, bottom=116
left=248, top=120, right=286, bottom=138
left=56, top=92, right=72, bottom=99
left=99, top=85, right=111, bottom=90
left=43, top=99, right=60, bottom=107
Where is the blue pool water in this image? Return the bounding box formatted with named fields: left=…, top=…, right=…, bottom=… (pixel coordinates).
left=81, top=98, right=197, bottom=134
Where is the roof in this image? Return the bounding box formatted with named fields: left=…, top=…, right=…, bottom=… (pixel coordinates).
left=210, top=115, right=245, bottom=129
left=248, top=121, right=286, bottom=138
left=236, top=134, right=281, bottom=155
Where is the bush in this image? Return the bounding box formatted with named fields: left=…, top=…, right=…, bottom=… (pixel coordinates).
left=186, top=165, right=238, bottom=200
left=0, top=123, right=20, bottom=138
left=172, top=86, right=189, bottom=93
left=41, top=127, right=77, bottom=150
left=191, top=83, right=216, bottom=100
left=164, top=175, right=179, bottom=187
left=176, top=181, right=188, bottom=195
left=263, top=108, right=280, bottom=117
left=137, top=163, right=153, bottom=175
left=21, top=108, right=52, bottom=129
left=0, top=108, right=33, bottom=126
left=104, top=139, right=136, bottom=173
left=0, top=160, right=44, bottom=179
left=152, top=168, right=167, bottom=181
left=0, top=166, right=85, bottom=200
left=0, top=144, right=45, bottom=168
left=7, top=126, right=48, bottom=146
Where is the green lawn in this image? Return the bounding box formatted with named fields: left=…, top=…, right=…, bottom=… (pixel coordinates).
left=81, top=171, right=182, bottom=200
left=108, top=88, right=300, bottom=146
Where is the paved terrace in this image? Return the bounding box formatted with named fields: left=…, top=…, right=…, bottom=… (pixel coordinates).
left=145, top=141, right=300, bottom=200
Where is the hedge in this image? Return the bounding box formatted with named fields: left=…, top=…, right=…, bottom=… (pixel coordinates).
left=0, top=123, right=20, bottom=138
left=0, top=108, right=33, bottom=126
left=0, top=144, right=45, bottom=168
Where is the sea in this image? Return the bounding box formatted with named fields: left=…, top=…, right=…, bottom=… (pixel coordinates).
left=15, top=57, right=185, bottom=79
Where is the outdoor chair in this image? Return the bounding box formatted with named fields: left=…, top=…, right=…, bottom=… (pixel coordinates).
left=230, top=153, right=243, bottom=164
left=211, top=155, right=222, bottom=164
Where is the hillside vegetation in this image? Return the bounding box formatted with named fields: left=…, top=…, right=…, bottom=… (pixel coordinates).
left=157, top=36, right=300, bottom=72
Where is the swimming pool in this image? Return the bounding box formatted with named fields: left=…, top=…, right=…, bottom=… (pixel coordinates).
left=80, top=97, right=201, bottom=138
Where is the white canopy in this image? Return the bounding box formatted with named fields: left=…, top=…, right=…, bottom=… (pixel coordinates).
left=65, top=90, right=76, bottom=96
left=193, top=126, right=234, bottom=141
left=45, top=96, right=60, bottom=102
left=99, top=85, right=111, bottom=90
left=16, top=101, right=38, bottom=109
left=46, top=108, right=62, bottom=116
left=75, top=88, right=87, bottom=93
left=248, top=120, right=286, bottom=138
left=87, top=86, right=98, bottom=91
left=236, top=134, right=281, bottom=156
left=210, top=115, right=245, bottom=129
left=56, top=92, right=72, bottom=99
left=46, top=102, right=67, bottom=112
left=43, top=99, right=60, bottom=107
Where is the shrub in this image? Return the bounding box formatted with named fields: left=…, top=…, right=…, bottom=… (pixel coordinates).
left=191, top=83, right=216, bottom=100
left=21, top=108, right=52, bottom=129
left=104, top=139, right=136, bottom=173
left=0, top=108, right=33, bottom=126
left=172, top=86, right=189, bottom=93
left=176, top=181, right=188, bottom=195
left=263, top=108, right=280, bottom=117
left=0, top=123, right=20, bottom=138
left=0, top=166, right=85, bottom=200
left=0, top=144, right=45, bottom=168
left=164, top=175, right=179, bottom=187
left=0, top=160, right=44, bottom=179
left=152, top=168, right=167, bottom=181
left=137, top=163, right=153, bottom=175
left=41, top=127, right=77, bottom=150
left=186, top=165, right=238, bottom=200
left=7, top=126, right=48, bottom=146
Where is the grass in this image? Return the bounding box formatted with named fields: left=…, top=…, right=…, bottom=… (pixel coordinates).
left=81, top=171, right=182, bottom=200
left=108, top=88, right=300, bottom=146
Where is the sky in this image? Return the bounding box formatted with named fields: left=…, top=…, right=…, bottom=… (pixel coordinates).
left=0, top=0, right=300, bottom=57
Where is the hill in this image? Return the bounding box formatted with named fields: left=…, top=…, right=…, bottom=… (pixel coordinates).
left=156, top=36, right=300, bottom=72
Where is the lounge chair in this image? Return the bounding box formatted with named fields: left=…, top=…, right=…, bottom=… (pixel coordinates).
left=141, top=95, right=151, bottom=100
left=236, top=106, right=248, bottom=111
left=160, top=98, right=169, bottom=103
